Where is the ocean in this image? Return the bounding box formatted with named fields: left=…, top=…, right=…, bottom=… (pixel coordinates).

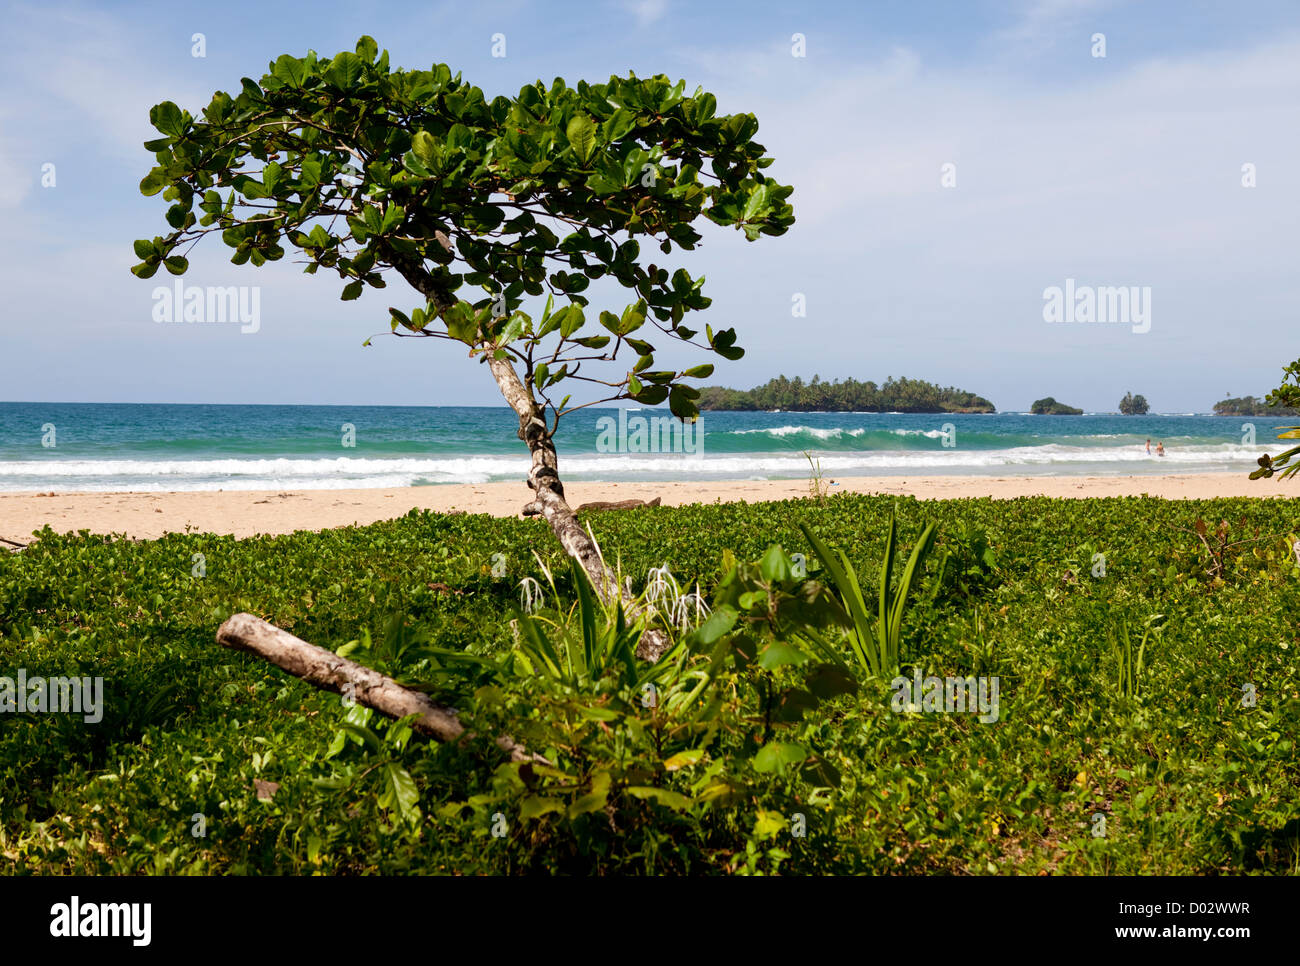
left=0, top=402, right=1283, bottom=493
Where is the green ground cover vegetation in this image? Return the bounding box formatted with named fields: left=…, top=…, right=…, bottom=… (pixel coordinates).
left=1, top=493, right=1297, bottom=874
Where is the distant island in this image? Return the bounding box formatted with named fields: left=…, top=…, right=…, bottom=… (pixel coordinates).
left=697, top=375, right=996, bottom=413
left=1212, top=395, right=1300, bottom=417
left=1030, top=397, right=1083, bottom=415
left=1118, top=391, right=1150, bottom=415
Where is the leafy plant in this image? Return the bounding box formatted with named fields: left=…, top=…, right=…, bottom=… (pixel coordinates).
left=1107, top=618, right=1158, bottom=699
left=798, top=512, right=938, bottom=677
left=1170, top=516, right=1280, bottom=587
left=930, top=519, right=1001, bottom=600
left=803, top=451, right=829, bottom=503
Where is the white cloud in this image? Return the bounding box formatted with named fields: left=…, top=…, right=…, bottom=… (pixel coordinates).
left=1, top=3, right=209, bottom=166
left=996, top=0, right=1118, bottom=53
left=657, top=29, right=1300, bottom=408
left=623, top=0, right=668, bottom=28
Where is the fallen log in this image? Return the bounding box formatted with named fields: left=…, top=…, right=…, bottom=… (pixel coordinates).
left=216, top=613, right=537, bottom=762
left=575, top=496, right=662, bottom=513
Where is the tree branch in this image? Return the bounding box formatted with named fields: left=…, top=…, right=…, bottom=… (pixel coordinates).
left=216, top=612, right=540, bottom=762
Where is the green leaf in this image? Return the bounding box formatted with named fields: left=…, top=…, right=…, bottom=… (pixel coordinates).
left=412, top=131, right=437, bottom=166
left=262, top=162, right=283, bottom=195
left=752, top=741, right=807, bottom=773
left=325, top=51, right=363, bottom=89
left=380, top=204, right=403, bottom=232
left=496, top=313, right=525, bottom=346
left=271, top=54, right=309, bottom=88
left=668, top=385, right=699, bottom=419
left=139, top=171, right=168, bottom=197
left=753, top=810, right=786, bottom=838
left=688, top=605, right=736, bottom=645
left=519, top=795, right=565, bottom=820
left=341, top=280, right=363, bottom=300
left=743, top=183, right=772, bottom=221
left=443, top=302, right=478, bottom=343
left=663, top=749, right=706, bottom=771
left=567, top=771, right=611, bottom=818
left=163, top=256, right=188, bottom=275
left=760, top=544, right=793, bottom=583
left=625, top=786, right=692, bottom=811
left=617, top=303, right=646, bottom=335
left=379, top=763, right=420, bottom=823
left=355, top=35, right=379, bottom=61
left=566, top=114, right=598, bottom=165
left=150, top=101, right=185, bottom=138
left=632, top=384, right=669, bottom=406
left=338, top=721, right=382, bottom=753
left=758, top=640, right=811, bottom=670
left=558, top=305, right=585, bottom=338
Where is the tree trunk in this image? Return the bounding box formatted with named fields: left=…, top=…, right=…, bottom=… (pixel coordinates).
left=486, top=355, right=671, bottom=660
left=389, top=257, right=670, bottom=659
left=485, top=356, right=622, bottom=594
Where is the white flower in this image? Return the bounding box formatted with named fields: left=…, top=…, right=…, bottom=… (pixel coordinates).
left=644, top=563, right=680, bottom=617
left=518, top=576, right=545, bottom=615
left=670, top=585, right=711, bottom=632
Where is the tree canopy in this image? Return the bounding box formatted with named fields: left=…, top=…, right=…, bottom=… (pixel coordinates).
left=1213, top=395, right=1299, bottom=417
left=133, top=36, right=794, bottom=423
left=698, top=375, right=995, bottom=413
left=1117, top=392, right=1149, bottom=415
left=133, top=37, right=795, bottom=618
left=1250, top=362, right=1300, bottom=479
left=1029, top=397, right=1082, bottom=415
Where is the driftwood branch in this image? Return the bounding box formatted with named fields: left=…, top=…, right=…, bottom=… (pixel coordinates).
left=576, top=497, right=662, bottom=514
left=216, top=613, right=538, bottom=762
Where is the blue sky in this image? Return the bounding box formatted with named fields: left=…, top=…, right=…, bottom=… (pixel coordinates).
left=2, top=0, right=1299, bottom=411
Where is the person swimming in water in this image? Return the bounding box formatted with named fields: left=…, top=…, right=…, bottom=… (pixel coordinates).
left=1156, top=441, right=1165, bottom=457
left=1146, top=438, right=1151, bottom=455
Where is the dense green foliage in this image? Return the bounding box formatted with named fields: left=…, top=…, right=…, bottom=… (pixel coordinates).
left=1214, top=395, right=1299, bottom=417
left=1250, top=360, right=1300, bottom=479
left=1030, top=397, right=1082, bottom=415
left=698, top=375, right=995, bottom=413
left=133, top=37, right=794, bottom=422
left=1118, top=392, right=1150, bottom=415
left=2, top=493, right=1299, bottom=875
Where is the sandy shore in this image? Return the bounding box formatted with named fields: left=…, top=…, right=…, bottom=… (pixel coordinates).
left=0, top=473, right=1295, bottom=546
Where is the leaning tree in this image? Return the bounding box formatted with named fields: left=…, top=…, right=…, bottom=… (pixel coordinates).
left=133, top=36, right=793, bottom=609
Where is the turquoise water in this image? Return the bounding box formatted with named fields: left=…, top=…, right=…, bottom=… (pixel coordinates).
left=0, top=402, right=1282, bottom=491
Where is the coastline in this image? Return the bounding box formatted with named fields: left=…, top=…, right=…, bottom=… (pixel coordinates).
left=1, top=472, right=1295, bottom=545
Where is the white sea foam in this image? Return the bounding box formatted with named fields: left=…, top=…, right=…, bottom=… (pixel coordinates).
left=731, top=425, right=867, bottom=439
left=889, top=428, right=948, bottom=438
left=0, top=443, right=1265, bottom=491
